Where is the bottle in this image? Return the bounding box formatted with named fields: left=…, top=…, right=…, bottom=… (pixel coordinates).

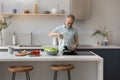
left=12, top=32, right=16, bottom=45
left=102, top=37, right=108, bottom=46
left=34, top=2, right=38, bottom=14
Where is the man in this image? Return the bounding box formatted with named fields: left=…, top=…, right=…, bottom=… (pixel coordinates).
left=48, top=14, right=79, bottom=52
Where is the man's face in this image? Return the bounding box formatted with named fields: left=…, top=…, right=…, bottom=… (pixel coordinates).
left=65, top=17, right=74, bottom=28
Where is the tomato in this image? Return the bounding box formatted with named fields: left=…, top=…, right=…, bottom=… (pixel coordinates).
left=30, top=50, right=40, bottom=56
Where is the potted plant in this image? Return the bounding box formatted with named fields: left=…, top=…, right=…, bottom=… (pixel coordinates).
left=0, top=15, right=13, bottom=30
left=0, top=14, right=13, bottom=45
left=91, top=27, right=110, bottom=45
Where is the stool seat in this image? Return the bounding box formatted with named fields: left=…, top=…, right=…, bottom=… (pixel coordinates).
left=51, top=64, right=75, bottom=80
left=8, top=66, right=33, bottom=72
left=51, top=64, right=75, bottom=71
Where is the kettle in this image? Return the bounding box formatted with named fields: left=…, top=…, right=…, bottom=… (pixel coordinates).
left=52, top=37, right=58, bottom=46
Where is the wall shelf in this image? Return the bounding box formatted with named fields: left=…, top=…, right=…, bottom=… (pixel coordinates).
left=0, top=13, right=67, bottom=16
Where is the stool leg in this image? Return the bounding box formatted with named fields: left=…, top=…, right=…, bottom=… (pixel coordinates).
left=53, top=71, right=57, bottom=80
left=67, top=70, right=71, bottom=80
left=12, top=72, right=16, bottom=80
left=26, top=72, right=30, bottom=80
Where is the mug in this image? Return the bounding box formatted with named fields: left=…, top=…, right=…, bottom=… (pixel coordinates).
left=12, top=9, right=17, bottom=13
left=8, top=47, right=13, bottom=54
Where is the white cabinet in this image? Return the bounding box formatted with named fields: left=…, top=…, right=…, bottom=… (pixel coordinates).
left=70, top=0, right=91, bottom=20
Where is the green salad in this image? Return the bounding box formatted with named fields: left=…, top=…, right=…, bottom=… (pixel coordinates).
left=44, top=47, right=58, bottom=53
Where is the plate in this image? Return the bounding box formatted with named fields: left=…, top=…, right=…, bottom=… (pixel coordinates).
left=28, top=54, right=40, bottom=57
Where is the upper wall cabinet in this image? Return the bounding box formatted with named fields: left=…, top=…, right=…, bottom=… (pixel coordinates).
left=70, top=0, right=91, bottom=20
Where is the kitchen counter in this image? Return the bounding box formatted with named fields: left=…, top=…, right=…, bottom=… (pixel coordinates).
left=0, top=44, right=120, bottom=50
left=0, top=51, right=103, bottom=80
left=78, top=45, right=120, bottom=49
left=0, top=51, right=102, bottom=61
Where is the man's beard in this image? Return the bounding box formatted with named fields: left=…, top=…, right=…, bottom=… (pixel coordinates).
left=65, top=25, right=72, bottom=29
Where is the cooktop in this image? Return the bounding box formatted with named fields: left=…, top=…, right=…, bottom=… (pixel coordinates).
left=63, top=51, right=95, bottom=56
left=76, top=51, right=95, bottom=55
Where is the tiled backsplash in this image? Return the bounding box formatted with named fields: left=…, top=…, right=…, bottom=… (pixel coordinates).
left=2, top=33, right=13, bottom=45
left=2, top=32, right=96, bottom=46
left=32, top=33, right=53, bottom=45
left=16, top=33, right=31, bottom=45
left=2, top=32, right=53, bottom=45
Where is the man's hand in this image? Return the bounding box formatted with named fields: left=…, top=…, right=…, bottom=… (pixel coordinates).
left=48, top=32, right=63, bottom=39
left=71, top=44, right=77, bottom=50
left=57, top=33, right=63, bottom=39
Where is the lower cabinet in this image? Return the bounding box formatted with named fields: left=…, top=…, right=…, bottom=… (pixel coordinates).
left=78, top=49, right=120, bottom=80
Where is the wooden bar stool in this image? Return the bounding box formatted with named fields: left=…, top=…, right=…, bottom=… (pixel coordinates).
left=8, top=65, right=33, bottom=80
left=51, top=64, right=75, bottom=80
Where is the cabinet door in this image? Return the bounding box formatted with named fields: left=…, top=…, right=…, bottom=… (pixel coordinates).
left=77, top=49, right=120, bottom=80
left=71, top=0, right=90, bottom=20
left=93, top=49, right=120, bottom=80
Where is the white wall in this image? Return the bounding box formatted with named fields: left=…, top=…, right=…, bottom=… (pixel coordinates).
left=1, top=0, right=120, bottom=46
left=79, top=0, right=120, bottom=46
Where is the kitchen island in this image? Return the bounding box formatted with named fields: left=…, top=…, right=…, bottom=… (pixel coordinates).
left=0, top=51, right=103, bottom=80
left=1, top=44, right=120, bottom=80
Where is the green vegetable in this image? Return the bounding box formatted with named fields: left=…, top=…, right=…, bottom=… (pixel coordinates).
left=44, top=47, right=58, bottom=53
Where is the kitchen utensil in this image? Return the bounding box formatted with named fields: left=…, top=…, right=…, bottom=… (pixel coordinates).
left=52, top=37, right=58, bottom=46
left=63, top=50, right=78, bottom=55
left=63, top=46, right=78, bottom=55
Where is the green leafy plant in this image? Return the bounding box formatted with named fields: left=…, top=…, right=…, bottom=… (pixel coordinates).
left=91, top=27, right=110, bottom=37
left=0, top=14, right=13, bottom=31
left=91, top=27, right=111, bottom=45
